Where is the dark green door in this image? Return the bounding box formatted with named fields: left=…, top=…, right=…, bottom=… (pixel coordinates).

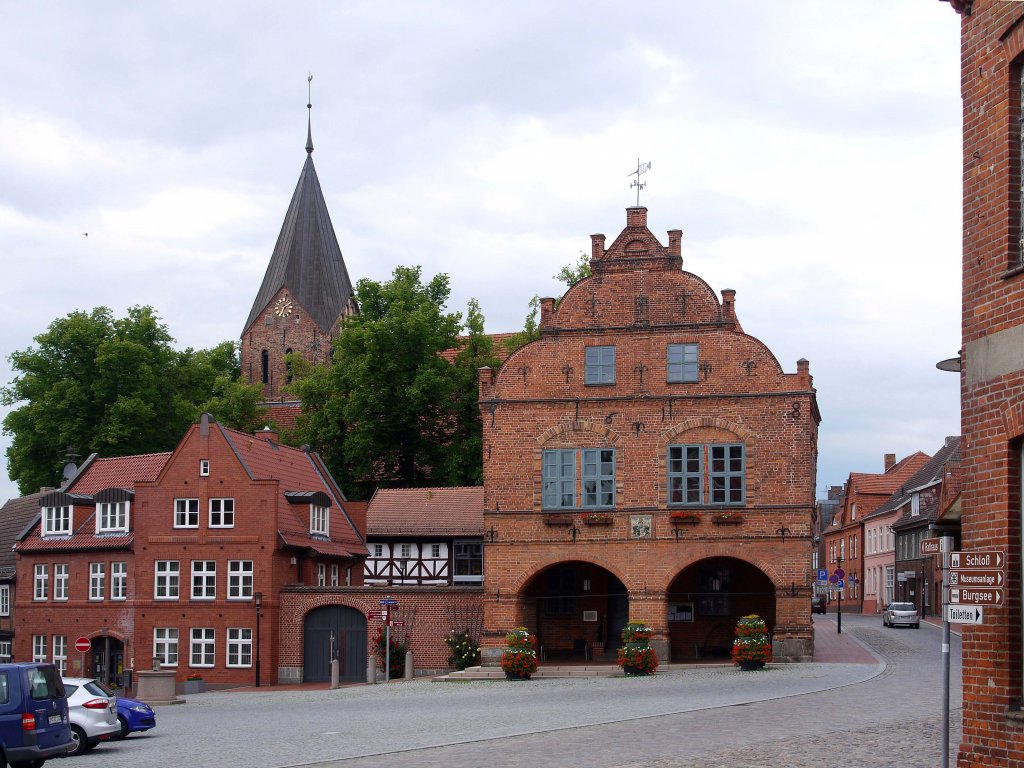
left=303, top=606, right=367, bottom=682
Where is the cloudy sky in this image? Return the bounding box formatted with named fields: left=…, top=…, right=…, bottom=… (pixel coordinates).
left=0, top=1, right=962, bottom=503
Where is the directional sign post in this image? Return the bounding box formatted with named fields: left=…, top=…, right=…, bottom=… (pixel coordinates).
left=379, top=597, right=397, bottom=681
left=921, top=538, right=943, bottom=556
left=946, top=604, right=984, bottom=625
left=948, top=570, right=1003, bottom=588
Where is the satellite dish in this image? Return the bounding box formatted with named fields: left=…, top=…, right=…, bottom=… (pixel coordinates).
left=61, top=463, right=77, bottom=482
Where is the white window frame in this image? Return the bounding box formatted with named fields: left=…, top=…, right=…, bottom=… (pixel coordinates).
left=33, top=564, right=48, bottom=601
left=52, top=635, right=67, bottom=676
left=226, top=628, right=253, bottom=668
left=0, top=584, right=8, bottom=616
left=154, top=627, right=179, bottom=667
left=190, top=628, right=215, bottom=668
left=89, top=563, right=105, bottom=601
left=227, top=560, right=253, bottom=600
left=373, top=543, right=384, bottom=558
left=911, top=493, right=921, bottom=517
left=53, top=564, right=68, bottom=602
left=32, top=635, right=46, bottom=663
left=310, top=504, right=329, bottom=536
left=430, top=543, right=441, bottom=559
left=155, top=560, right=180, bottom=600
left=42, top=505, right=71, bottom=537
left=330, top=564, right=339, bottom=587
left=174, top=498, right=199, bottom=528
left=191, top=560, right=216, bottom=600
left=199, top=459, right=210, bottom=477
left=96, top=501, right=128, bottom=533
left=0, top=640, right=11, bottom=662
left=209, top=498, right=235, bottom=528
left=317, top=563, right=326, bottom=587
left=111, top=561, right=127, bottom=600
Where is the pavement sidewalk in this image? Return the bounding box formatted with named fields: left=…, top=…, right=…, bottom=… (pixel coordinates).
left=811, top=615, right=878, bottom=663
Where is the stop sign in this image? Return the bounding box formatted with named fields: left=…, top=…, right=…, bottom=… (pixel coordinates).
left=74, top=637, right=90, bottom=653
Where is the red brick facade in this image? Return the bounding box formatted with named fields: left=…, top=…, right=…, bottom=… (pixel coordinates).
left=479, top=207, right=819, bottom=665
left=13, top=417, right=366, bottom=688
left=949, top=1, right=1024, bottom=762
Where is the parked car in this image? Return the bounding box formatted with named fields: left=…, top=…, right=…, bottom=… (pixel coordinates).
left=0, top=662, right=72, bottom=766
left=115, top=696, right=156, bottom=739
left=883, top=601, right=920, bottom=628
left=61, top=677, right=120, bottom=755
left=811, top=595, right=827, bottom=614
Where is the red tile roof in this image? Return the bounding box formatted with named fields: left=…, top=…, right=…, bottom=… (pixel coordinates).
left=258, top=402, right=302, bottom=434
left=17, top=533, right=133, bottom=553
left=366, top=486, right=484, bottom=536
left=69, top=453, right=171, bottom=494
left=217, top=424, right=365, bottom=557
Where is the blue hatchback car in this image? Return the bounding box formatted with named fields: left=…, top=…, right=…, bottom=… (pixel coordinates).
left=115, top=696, right=156, bottom=739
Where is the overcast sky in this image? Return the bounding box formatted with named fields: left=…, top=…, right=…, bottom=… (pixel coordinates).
left=0, top=1, right=962, bottom=504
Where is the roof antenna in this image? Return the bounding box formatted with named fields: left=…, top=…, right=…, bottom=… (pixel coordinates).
left=306, top=73, right=314, bottom=155
left=628, top=157, right=651, bottom=206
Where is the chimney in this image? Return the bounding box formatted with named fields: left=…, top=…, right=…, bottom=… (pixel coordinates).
left=721, top=289, right=736, bottom=325
left=667, top=229, right=683, bottom=257
left=591, top=233, right=606, bottom=261
left=259, top=426, right=278, bottom=444
left=626, top=206, right=647, bottom=228
left=540, top=297, right=556, bottom=327
left=884, top=453, right=896, bottom=472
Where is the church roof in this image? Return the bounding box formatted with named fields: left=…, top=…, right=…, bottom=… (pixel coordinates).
left=243, top=123, right=355, bottom=334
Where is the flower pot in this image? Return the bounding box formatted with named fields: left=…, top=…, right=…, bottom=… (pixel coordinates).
left=504, top=671, right=531, bottom=680
left=713, top=516, right=743, bottom=525
left=544, top=515, right=573, bottom=526
left=738, top=660, right=765, bottom=671
left=622, top=664, right=649, bottom=676
left=183, top=679, right=206, bottom=694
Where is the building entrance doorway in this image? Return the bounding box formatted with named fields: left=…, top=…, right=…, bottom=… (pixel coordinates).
left=89, top=636, right=126, bottom=688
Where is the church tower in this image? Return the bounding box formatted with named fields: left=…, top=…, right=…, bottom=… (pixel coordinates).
left=241, top=95, right=358, bottom=402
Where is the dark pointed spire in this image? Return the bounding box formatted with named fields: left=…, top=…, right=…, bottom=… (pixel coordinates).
left=306, top=73, right=314, bottom=155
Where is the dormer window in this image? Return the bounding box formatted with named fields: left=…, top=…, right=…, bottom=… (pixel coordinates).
left=911, top=493, right=920, bottom=517
left=97, top=501, right=129, bottom=533
left=310, top=504, right=329, bottom=536
left=200, top=460, right=210, bottom=477
left=42, top=506, right=71, bottom=537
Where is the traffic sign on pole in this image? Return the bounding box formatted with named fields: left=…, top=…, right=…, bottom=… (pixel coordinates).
left=74, top=637, right=91, bottom=653
left=946, top=605, right=984, bottom=624
left=949, top=551, right=1004, bottom=570
left=948, top=587, right=1003, bottom=605
left=379, top=598, right=398, bottom=606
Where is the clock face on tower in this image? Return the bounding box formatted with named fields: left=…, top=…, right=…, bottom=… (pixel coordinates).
left=274, top=295, right=294, bottom=318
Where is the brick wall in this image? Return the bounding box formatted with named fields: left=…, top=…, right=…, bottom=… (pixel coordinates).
left=278, top=586, right=484, bottom=680
left=954, top=1, right=1024, bottom=764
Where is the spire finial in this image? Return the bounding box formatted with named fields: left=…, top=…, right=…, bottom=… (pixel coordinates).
left=306, top=73, right=314, bottom=155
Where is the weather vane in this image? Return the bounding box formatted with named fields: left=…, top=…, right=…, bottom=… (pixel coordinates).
left=307, top=73, right=313, bottom=109
left=628, top=158, right=651, bottom=206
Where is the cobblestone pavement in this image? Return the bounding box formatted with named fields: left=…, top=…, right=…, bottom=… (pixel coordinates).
left=91, top=614, right=960, bottom=767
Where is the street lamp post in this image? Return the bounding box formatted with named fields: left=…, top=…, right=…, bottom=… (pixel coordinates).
left=835, top=555, right=844, bottom=635
left=255, top=591, right=263, bottom=688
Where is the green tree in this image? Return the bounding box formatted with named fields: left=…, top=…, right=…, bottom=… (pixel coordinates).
left=291, top=266, right=483, bottom=497
left=503, top=295, right=541, bottom=353
left=2, top=306, right=260, bottom=494
left=554, top=250, right=591, bottom=287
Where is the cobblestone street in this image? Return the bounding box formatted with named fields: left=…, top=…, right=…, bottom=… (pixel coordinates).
left=85, top=614, right=959, bottom=768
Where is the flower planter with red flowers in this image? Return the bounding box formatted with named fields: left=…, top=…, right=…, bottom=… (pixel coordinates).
left=616, top=621, right=658, bottom=676
left=731, top=614, right=771, bottom=670
left=500, top=628, right=539, bottom=680
left=544, top=514, right=573, bottom=526
left=669, top=511, right=700, bottom=524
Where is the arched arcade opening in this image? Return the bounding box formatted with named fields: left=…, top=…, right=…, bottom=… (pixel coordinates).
left=666, top=556, right=776, bottom=661
left=521, top=561, right=628, bottom=662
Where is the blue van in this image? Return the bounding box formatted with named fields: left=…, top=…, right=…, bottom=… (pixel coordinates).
left=0, top=663, right=72, bottom=767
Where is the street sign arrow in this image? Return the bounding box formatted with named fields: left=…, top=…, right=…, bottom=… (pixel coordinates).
left=949, top=551, right=1004, bottom=570
left=948, top=587, right=1003, bottom=605
left=948, top=570, right=1003, bottom=588
left=946, top=605, right=984, bottom=624
left=920, top=538, right=942, bottom=556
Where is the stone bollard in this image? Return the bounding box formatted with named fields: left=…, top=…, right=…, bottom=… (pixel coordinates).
left=367, top=655, right=377, bottom=685
left=330, top=659, right=340, bottom=689
left=404, top=651, right=413, bottom=680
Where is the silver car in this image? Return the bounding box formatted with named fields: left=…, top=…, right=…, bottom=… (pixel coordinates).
left=883, top=601, right=921, bottom=629
left=62, top=677, right=121, bottom=755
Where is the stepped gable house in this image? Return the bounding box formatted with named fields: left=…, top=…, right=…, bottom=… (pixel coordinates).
left=478, top=206, right=820, bottom=664
left=240, top=105, right=358, bottom=416
left=13, top=415, right=367, bottom=687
